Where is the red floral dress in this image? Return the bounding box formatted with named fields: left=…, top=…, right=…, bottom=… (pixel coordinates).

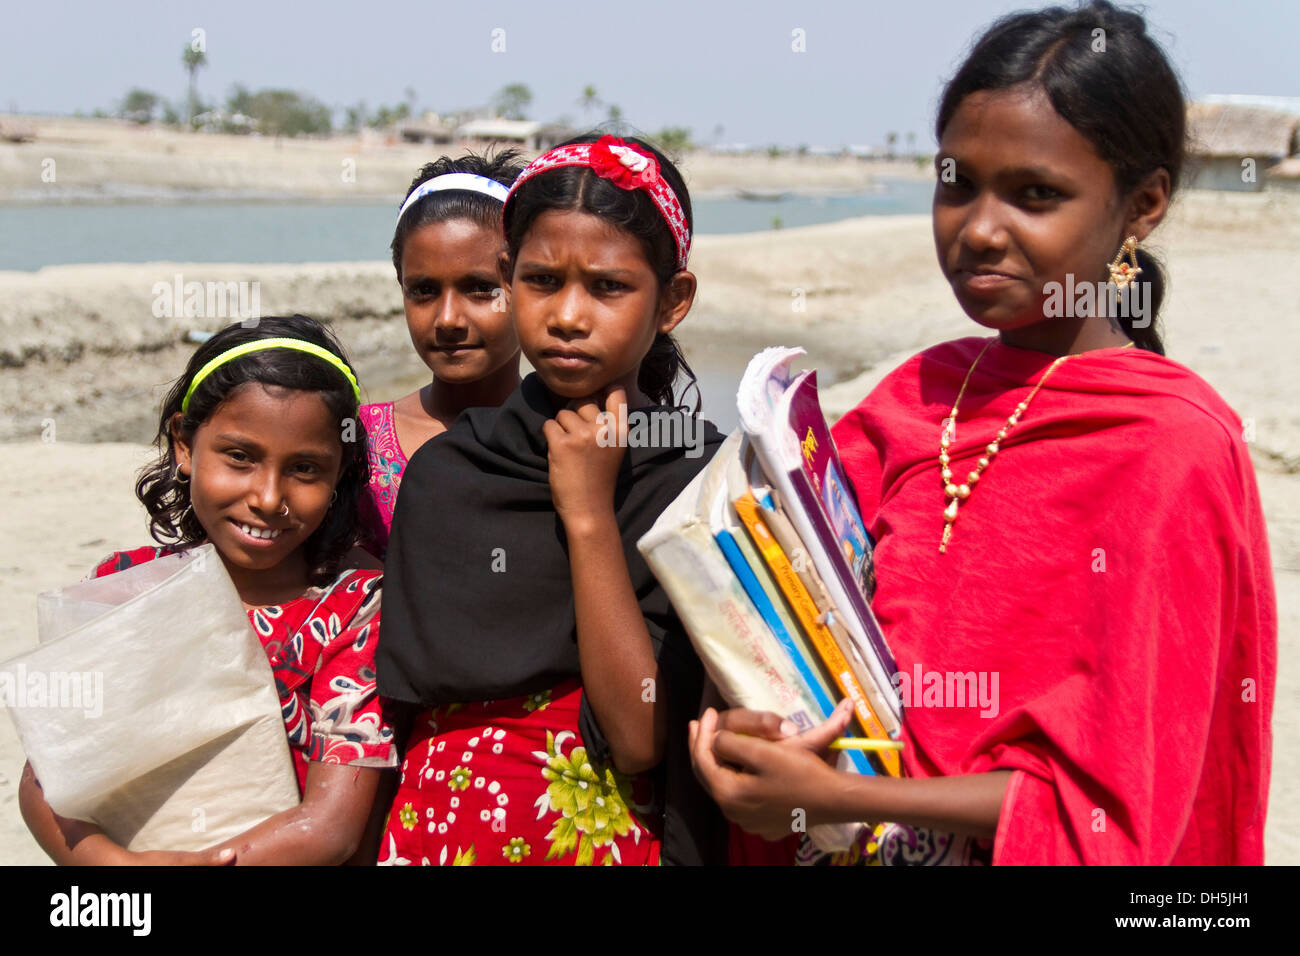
left=379, top=680, right=662, bottom=866
left=91, top=547, right=397, bottom=794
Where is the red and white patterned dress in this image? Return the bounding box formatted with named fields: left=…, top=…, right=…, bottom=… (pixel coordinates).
left=379, top=680, right=662, bottom=866
left=91, top=547, right=397, bottom=794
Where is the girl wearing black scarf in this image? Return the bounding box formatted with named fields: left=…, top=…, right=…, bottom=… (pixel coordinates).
left=377, top=135, right=727, bottom=866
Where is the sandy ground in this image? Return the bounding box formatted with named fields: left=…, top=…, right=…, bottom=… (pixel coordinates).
left=0, top=114, right=925, bottom=203
left=1, top=187, right=1296, bottom=864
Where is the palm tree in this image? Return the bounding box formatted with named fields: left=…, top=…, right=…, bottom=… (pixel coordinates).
left=182, top=45, right=208, bottom=126
left=579, top=85, right=601, bottom=124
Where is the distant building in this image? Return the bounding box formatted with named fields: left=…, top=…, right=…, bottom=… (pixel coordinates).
left=456, top=118, right=572, bottom=152
left=1186, top=101, right=1299, bottom=192
left=846, top=144, right=885, bottom=159
left=191, top=109, right=257, bottom=134
left=1268, top=156, right=1300, bottom=193
left=531, top=123, right=576, bottom=151
left=396, top=114, right=457, bottom=145
left=1200, top=94, right=1300, bottom=116
left=0, top=117, right=35, bottom=142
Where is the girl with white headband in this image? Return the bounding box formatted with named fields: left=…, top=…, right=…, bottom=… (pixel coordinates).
left=357, top=150, right=526, bottom=559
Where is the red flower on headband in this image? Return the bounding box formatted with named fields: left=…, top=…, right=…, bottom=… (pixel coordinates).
left=588, top=135, right=659, bottom=190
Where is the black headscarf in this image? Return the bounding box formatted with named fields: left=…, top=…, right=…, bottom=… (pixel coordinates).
left=378, top=372, right=726, bottom=865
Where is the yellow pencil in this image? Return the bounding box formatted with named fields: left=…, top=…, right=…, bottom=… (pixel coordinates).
left=828, top=737, right=905, bottom=752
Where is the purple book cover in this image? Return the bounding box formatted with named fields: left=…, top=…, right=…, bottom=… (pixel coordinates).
left=781, top=371, right=893, bottom=675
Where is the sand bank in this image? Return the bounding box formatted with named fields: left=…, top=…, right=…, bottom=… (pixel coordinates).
left=0, top=115, right=927, bottom=204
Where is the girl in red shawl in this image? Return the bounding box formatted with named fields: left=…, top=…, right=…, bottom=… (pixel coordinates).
left=690, top=0, right=1276, bottom=865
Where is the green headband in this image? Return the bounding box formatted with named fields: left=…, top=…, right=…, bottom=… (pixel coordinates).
left=181, top=338, right=362, bottom=415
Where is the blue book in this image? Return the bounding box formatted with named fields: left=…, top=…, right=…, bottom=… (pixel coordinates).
left=711, top=450, right=876, bottom=776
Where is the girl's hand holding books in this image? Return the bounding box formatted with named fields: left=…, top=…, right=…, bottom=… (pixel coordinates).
left=689, top=700, right=853, bottom=841
left=543, top=387, right=629, bottom=532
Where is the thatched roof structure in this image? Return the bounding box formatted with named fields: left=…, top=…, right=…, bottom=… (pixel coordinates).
left=1187, top=102, right=1298, bottom=159
left=0, top=118, right=35, bottom=142
left=1269, top=157, right=1300, bottom=181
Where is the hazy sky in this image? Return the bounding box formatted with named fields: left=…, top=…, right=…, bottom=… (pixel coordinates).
left=3, top=0, right=1295, bottom=147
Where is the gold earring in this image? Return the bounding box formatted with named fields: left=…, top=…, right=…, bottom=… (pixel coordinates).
left=1108, top=235, right=1142, bottom=289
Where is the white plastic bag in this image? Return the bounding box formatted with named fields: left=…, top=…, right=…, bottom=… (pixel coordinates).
left=1, top=544, right=300, bottom=851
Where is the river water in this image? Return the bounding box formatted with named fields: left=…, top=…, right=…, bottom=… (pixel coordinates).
left=0, top=180, right=932, bottom=271
left=3, top=185, right=927, bottom=435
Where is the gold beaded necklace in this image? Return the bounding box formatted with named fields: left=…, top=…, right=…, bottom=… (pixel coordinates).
left=938, top=338, right=1135, bottom=553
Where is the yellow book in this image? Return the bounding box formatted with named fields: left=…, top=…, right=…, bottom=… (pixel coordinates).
left=755, top=483, right=902, bottom=740
left=732, top=490, right=901, bottom=777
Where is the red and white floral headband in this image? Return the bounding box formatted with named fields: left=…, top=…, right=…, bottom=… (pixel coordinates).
left=504, top=135, right=692, bottom=271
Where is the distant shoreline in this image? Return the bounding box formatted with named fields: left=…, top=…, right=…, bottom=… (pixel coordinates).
left=0, top=182, right=916, bottom=207
left=0, top=114, right=934, bottom=205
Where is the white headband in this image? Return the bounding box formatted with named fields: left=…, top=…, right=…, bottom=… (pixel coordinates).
left=396, top=173, right=511, bottom=226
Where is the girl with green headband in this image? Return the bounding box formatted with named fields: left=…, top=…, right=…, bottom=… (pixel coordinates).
left=19, top=314, right=398, bottom=865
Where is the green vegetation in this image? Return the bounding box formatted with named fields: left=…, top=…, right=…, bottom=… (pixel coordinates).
left=218, top=84, right=330, bottom=135
left=121, top=89, right=160, bottom=124
left=369, top=103, right=411, bottom=129
left=226, top=84, right=255, bottom=118
left=494, top=83, right=532, bottom=121
left=181, top=45, right=207, bottom=125
left=239, top=89, right=332, bottom=136
left=654, top=126, right=693, bottom=158
left=579, top=85, right=602, bottom=124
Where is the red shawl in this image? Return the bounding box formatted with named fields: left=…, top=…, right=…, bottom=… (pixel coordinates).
left=831, top=336, right=1276, bottom=865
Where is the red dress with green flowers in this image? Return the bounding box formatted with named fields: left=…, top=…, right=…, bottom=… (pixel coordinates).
left=379, top=680, right=661, bottom=866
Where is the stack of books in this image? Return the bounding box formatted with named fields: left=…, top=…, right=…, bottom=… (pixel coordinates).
left=639, top=348, right=902, bottom=848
